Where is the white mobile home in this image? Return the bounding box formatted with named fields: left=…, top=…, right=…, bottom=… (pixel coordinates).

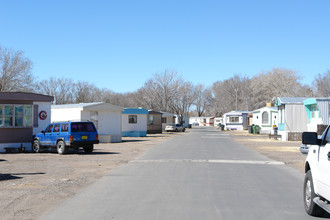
left=122, top=108, right=148, bottom=137
left=51, top=102, right=123, bottom=143
left=189, top=117, right=215, bottom=126
left=252, top=106, right=278, bottom=134
left=214, top=117, right=223, bottom=127
left=223, top=111, right=250, bottom=130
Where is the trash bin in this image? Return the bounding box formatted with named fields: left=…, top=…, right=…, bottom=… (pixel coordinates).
left=274, top=126, right=278, bottom=135
left=255, top=125, right=260, bottom=134
left=252, top=124, right=256, bottom=134
left=220, top=124, right=225, bottom=131
left=248, top=125, right=253, bottom=134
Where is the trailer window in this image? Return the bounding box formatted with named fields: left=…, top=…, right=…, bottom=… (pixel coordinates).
left=129, top=115, right=137, bottom=124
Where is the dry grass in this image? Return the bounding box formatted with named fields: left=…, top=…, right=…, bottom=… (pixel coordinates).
left=228, top=130, right=307, bottom=173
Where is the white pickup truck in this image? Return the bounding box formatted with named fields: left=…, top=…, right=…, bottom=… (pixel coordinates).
left=302, top=127, right=330, bottom=217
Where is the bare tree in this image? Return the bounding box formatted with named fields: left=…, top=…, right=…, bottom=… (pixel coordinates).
left=313, top=70, right=330, bottom=96
left=139, top=69, right=183, bottom=112
left=33, top=66, right=314, bottom=116
left=134, top=69, right=197, bottom=125
left=194, top=84, right=213, bottom=117
left=37, top=77, right=130, bottom=106
left=36, top=77, right=75, bottom=104
left=170, top=81, right=196, bottom=124
left=0, top=46, right=34, bottom=92
left=102, top=91, right=137, bottom=108
left=74, top=81, right=102, bottom=103
left=250, top=68, right=310, bottom=109
left=211, top=74, right=251, bottom=116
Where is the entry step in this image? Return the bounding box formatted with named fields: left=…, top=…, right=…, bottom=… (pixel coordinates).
left=313, top=197, right=330, bottom=213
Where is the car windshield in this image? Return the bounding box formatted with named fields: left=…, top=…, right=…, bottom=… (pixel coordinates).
left=71, top=122, right=96, bottom=132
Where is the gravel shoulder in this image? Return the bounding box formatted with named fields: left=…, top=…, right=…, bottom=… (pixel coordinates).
left=228, top=130, right=307, bottom=172
left=0, top=128, right=307, bottom=220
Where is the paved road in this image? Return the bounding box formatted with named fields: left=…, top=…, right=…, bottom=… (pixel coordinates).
left=42, top=127, right=316, bottom=220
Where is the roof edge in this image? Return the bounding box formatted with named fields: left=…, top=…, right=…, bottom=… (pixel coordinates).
left=0, top=92, right=54, bottom=102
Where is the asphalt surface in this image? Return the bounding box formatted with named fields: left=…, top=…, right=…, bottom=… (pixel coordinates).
left=42, top=127, right=317, bottom=220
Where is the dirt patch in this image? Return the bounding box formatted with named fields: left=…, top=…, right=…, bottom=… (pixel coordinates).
left=0, top=132, right=184, bottom=220
left=227, top=130, right=307, bottom=173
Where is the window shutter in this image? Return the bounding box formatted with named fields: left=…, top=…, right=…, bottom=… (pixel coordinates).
left=33, top=105, right=38, bottom=127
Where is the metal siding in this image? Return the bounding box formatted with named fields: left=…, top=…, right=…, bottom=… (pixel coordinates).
left=318, top=101, right=330, bottom=124
left=285, top=104, right=309, bottom=132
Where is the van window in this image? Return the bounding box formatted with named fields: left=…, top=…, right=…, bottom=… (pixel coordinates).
left=61, top=123, right=69, bottom=132
left=45, top=124, right=54, bottom=133
left=71, top=123, right=96, bottom=132
left=53, top=124, right=61, bottom=133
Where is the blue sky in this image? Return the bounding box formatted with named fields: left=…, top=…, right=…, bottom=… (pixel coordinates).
left=1, top=0, right=329, bottom=93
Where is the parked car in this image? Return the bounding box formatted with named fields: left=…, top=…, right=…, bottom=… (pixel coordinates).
left=192, top=122, right=199, bottom=126
left=300, top=144, right=309, bottom=154
left=302, top=127, right=330, bottom=216
left=165, top=124, right=186, bottom=132
left=32, top=121, right=99, bottom=154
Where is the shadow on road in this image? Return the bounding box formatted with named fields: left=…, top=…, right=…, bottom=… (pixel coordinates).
left=122, top=139, right=149, bottom=143
left=85, top=152, right=120, bottom=155
left=147, top=135, right=173, bottom=138
left=0, top=172, right=46, bottom=181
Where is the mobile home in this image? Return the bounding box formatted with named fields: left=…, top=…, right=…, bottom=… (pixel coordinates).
left=223, top=111, right=250, bottom=130
left=51, top=102, right=123, bottom=143
left=252, top=106, right=278, bottom=134
left=122, top=108, right=148, bottom=137
left=0, top=92, right=53, bottom=152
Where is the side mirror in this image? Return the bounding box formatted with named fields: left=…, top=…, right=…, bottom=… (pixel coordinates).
left=302, top=132, right=320, bottom=145
left=41, top=130, right=45, bottom=134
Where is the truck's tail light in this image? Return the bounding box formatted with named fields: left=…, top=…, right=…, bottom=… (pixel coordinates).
left=96, top=134, right=99, bottom=140
left=69, top=135, right=73, bottom=141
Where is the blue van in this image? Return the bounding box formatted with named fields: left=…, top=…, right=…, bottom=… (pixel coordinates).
left=33, top=121, right=99, bottom=154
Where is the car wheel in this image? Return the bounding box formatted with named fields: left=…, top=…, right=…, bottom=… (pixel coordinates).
left=32, top=140, right=41, bottom=153
left=304, top=170, right=325, bottom=216
left=83, top=145, right=94, bottom=153
left=56, top=140, right=67, bottom=155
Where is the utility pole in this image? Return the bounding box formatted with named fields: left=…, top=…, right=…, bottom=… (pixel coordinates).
left=235, top=88, right=238, bottom=111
